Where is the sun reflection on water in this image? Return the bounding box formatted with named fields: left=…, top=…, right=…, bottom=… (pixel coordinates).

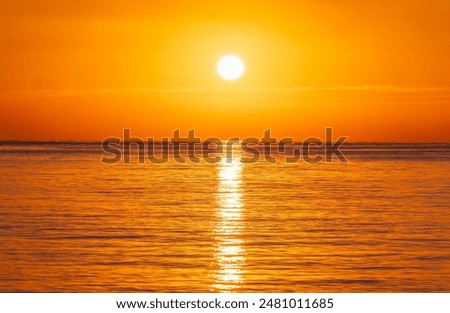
left=213, top=157, right=246, bottom=292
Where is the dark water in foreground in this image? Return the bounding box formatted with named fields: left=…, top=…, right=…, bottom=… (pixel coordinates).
left=0, top=143, right=449, bottom=292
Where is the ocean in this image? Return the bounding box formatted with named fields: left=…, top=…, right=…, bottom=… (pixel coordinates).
left=0, top=142, right=449, bottom=292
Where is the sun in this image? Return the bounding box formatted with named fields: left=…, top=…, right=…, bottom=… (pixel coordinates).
left=217, top=55, right=245, bottom=81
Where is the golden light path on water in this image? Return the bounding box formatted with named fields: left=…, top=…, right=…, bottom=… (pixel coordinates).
left=213, top=156, right=245, bottom=292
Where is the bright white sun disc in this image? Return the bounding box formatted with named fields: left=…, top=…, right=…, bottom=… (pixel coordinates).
left=217, top=55, right=244, bottom=80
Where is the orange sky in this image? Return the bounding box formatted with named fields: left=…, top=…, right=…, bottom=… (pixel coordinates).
left=0, top=0, right=449, bottom=141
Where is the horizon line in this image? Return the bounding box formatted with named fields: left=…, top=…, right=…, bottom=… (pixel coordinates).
left=1, top=140, right=450, bottom=145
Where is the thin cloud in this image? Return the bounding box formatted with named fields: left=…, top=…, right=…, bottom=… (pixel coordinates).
left=1, top=85, right=450, bottom=98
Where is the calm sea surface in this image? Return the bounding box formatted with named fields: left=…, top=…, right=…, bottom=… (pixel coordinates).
left=0, top=143, right=449, bottom=292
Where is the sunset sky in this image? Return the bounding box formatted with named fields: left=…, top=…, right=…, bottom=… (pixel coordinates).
left=1, top=0, right=449, bottom=141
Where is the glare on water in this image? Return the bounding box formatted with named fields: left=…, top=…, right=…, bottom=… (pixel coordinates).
left=213, top=157, right=245, bottom=291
